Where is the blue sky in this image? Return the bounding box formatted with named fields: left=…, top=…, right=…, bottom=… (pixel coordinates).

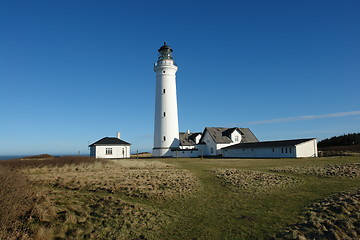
left=1, top=0, right=359, bottom=155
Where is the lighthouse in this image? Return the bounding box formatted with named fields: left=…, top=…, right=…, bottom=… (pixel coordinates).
left=152, top=42, right=180, bottom=157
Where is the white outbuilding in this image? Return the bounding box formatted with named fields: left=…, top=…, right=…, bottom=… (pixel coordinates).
left=222, top=138, right=318, bottom=158
left=89, top=133, right=131, bottom=159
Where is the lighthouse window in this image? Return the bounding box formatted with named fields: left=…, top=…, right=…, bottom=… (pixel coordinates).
left=163, top=136, right=166, bottom=141
left=163, top=112, right=166, bottom=117
left=163, top=71, right=165, bottom=73
left=163, top=89, right=165, bottom=94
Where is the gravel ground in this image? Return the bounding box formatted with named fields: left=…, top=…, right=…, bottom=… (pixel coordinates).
left=212, top=168, right=301, bottom=195
left=273, top=189, right=360, bottom=240
left=271, top=163, right=360, bottom=178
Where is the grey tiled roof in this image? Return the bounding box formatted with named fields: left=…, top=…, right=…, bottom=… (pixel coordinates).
left=179, top=132, right=202, bottom=146
left=89, top=137, right=131, bottom=146
left=200, top=127, right=259, bottom=144
left=223, top=138, right=316, bottom=149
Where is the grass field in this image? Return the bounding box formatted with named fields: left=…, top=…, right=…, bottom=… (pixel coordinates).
left=1, top=156, right=359, bottom=239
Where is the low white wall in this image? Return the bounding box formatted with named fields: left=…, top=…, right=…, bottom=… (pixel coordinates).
left=223, top=146, right=296, bottom=158
left=171, top=149, right=199, bottom=158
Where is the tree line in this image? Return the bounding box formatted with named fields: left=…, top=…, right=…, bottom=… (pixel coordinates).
left=318, top=133, right=360, bottom=148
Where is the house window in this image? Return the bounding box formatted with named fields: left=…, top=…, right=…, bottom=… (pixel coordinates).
left=105, top=148, right=112, bottom=155
left=235, top=136, right=239, bottom=142
left=242, top=148, right=245, bottom=151
left=211, top=148, right=214, bottom=154
left=289, top=148, right=292, bottom=153
left=285, top=148, right=288, bottom=153
left=281, top=148, right=284, bottom=153
left=272, top=148, right=275, bottom=152
left=251, top=148, right=254, bottom=152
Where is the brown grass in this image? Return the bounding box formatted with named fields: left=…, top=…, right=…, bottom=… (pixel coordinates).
left=271, top=163, right=360, bottom=178
left=0, top=166, right=41, bottom=239
left=273, top=189, right=360, bottom=239
left=0, top=156, right=106, bottom=169
left=212, top=168, right=301, bottom=195
left=25, top=159, right=198, bottom=199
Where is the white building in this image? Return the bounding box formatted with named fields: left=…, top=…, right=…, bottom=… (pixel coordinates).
left=171, top=127, right=259, bottom=158
left=153, top=42, right=180, bottom=157
left=222, top=138, right=318, bottom=158
left=89, top=133, right=131, bottom=159
left=179, top=130, right=202, bottom=149
left=197, top=127, right=259, bottom=156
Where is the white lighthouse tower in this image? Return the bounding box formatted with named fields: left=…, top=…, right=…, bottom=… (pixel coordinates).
left=152, top=42, right=180, bottom=157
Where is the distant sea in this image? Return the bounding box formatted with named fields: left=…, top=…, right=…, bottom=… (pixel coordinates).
left=0, top=155, right=28, bottom=160
left=0, top=154, right=89, bottom=160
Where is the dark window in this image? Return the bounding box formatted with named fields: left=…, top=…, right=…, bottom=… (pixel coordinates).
left=281, top=148, right=284, bottom=153
left=163, top=71, right=165, bottom=73
left=105, top=148, right=112, bottom=155
left=163, top=112, right=166, bottom=117
left=272, top=148, right=275, bottom=152
left=285, top=148, right=288, bottom=153
left=289, top=148, right=292, bottom=153
left=163, top=89, right=165, bottom=94
left=163, top=136, right=166, bottom=141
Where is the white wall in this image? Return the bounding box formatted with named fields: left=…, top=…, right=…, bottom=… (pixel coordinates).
left=295, top=139, right=318, bottom=157
left=201, top=131, right=217, bottom=155
left=230, top=130, right=242, bottom=144
left=94, top=145, right=130, bottom=158
left=179, top=145, right=196, bottom=149
left=223, top=147, right=295, bottom=158
left=222, top=140, right=318, bottom=158
left=171, top=149, right=199, bottom=158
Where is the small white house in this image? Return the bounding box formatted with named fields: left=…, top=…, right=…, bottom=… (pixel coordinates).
left=89, top=133, right=131, bottom=159
left=222, top=138, right=318, bottom=158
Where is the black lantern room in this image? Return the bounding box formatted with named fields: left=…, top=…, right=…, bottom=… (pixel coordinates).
left=158, top=42, right=173, bottom=60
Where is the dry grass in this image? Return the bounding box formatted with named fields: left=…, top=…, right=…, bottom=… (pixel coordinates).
left=26, top=159, right=198, bottom=199
left=0, top=156, right=105, bottom=169
left=28, top=189, right=170, bottom=240
left=212, top=168, right=301, bottom=195
left=270, top=163, right=360, bottom=178
left=0, top=166, right=43, bottom=239
left=273, top=189, right=360, bottom=239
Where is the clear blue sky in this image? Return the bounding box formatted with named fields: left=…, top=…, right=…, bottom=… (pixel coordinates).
left=1, top=0, right=359, bottom=155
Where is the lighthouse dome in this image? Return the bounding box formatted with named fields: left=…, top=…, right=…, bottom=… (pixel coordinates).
left=158, top=42, right=173, bottom=52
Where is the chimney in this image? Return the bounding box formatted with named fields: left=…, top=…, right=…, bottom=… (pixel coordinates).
left=187, top=129, right=190, bottom=134
left=117, top=132, right=121, bottom=139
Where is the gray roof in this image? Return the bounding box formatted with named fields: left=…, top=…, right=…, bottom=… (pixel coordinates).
left=179, top=132, right=202, bottom=146
left=223, top=138, right=316, bottom=149
left=200, top=127, right=259, bottom=144
left=89, top=137, right=131, bottom=146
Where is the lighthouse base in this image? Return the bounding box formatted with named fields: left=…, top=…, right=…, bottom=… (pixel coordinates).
left=152, top=147, right=172, bottom=157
